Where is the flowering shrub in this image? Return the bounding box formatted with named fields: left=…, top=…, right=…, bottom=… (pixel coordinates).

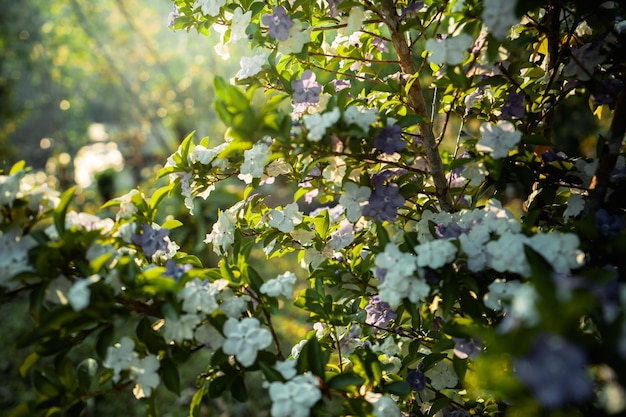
left=3, top=1, right=626, bottom=416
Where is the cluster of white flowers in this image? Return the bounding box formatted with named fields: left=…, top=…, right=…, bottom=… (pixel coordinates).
left=303, top=107, right=341, bottom=142
left=260, top=271, right=297, bottom=298
left=364, top=392, right=401, bottom=417
left=267, top=372, right=322, bottom=417
left=417, top=200, right=585, bottom=277
left=374, top=244, right=430, bottom=308
left=204, top=202, right=242, bottom=255
left=238, top=141, right=271, bottom=184
left=484, top=279, right=540, bottom=331
left=236, top=48, right=271, bottom=80
left=103, top=336, right=160, bottom=399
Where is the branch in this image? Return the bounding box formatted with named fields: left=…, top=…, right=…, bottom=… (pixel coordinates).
left=379, top=0, right=454, bottom=212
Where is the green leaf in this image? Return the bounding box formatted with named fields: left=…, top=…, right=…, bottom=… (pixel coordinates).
left=19, top=352, right=39, bottom=378
left=54, top=187, right=76, bottom=236
left=136, top=317, right=168, bottom=353
left=161, top=219, right=183, bottom=230
left=428, top=397, right=452, bottom=416
left=150, top=185, right=172, bottom=210
left=383, top=380, right=410, bottom=397
left=33, top=370, right=60, bottom=398
left=76, top=358, right=98, bottom=391
left=306, top=337, right=326, bottom=380
left=9, top=160, right=26, bottom=175
left=326, top=372, right=365, bottom=392
left=189, top=384, right=207, bottom=417
left=161, top=359, right=181, bottom=396
left=230, top=374, right=248, bottom=402
left=96, top=326, right=114, bottom=360
left=56, top=356, right=76, bottom=390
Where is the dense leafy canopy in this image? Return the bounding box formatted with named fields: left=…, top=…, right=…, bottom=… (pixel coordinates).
left=2, top=1, right=626, bottom=416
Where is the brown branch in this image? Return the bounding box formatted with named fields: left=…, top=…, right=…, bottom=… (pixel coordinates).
left=379, top=0, right=453, bottom=212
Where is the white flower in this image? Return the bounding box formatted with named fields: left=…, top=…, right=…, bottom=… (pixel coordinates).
left=269, top=202, right=303, bottom=233
left=414, top=239, right=457, bottom=269
left=486, top=233, right=531, bottom=276
left=274, top=359, right=298, bottom=380
left=194, top=324, right=225, bottom=349
left=328, top=220, right=355, bottom=250
left=222, top=317, right=272, bottom=367
left=130, top=354, right=160, bottom=398
left=189, top=142, right=228, bottom=165
left=260, top=271, right=297, bottom=298
left=266, top=159, right=292, bottom=177
left=343, top=106, right=377, bottom=133
left=426, top=361, right=458, bottom=390
left=219, top=288, right=249, bottom=318
left=483, top=279, right=539, bottom=331
left=103, top=337, right=138, bottom=383
left=0, top=169, right=23, bottom=207
left=278, top=20, right=311, bottom=55
left=476, top=120, right=522, bottom=159
left=425, top=34, right=474, bottom=66
left=236, top=49, right=270, bottom=80
left=303, top=107, right=341, bottom=142
left=204, top=209, right=237, bottom=256
left=364, top=392, right=401, bottom=417
left=197, top=0, right=225, bottom=16
left=230, top=7, right=252, bottom=42
left=375, top=244, right=417, bottom=278
left=322, top=156, right=346, bottom=185
left=179, top=278, right=221, bottom=315
left=291, top=339, right=307, bottom=359
left=342, top=7, right=366, bottom=35
left=67, top=275, right=100, bottom=311
left=481, top=0, right=519, bottom=40
left=268, top=373, right=322, bottom=417
left=114, top=189, right=140, bottom=220
left=339, top=182, right=371, bottom=222
left=163, top=314, right=202, bottom=343
left=527, top=233, right=585, bottom=274
left=238, top=142, right=270, bottom=184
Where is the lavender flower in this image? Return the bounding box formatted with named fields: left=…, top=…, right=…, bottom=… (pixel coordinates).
left=332, top=79, right=351, bottom=92
left=131, top=224, right=169, bottom=258
left=400, top=1, right=425, bottom=20
left=595, top=208, right=625, bottom=237
left=373, top=124, right=405, bottom=154
left=514, top=333, right=593, bottom=409
left=365, top=295, right=397, bottom=330
left=261, top=6, right=294, bottom=41
left=452, top=337, right=482, bottom=359
left=362, top=183, right=405, bottom=222
left=591, top=79, right=622, bottom=107
left=168, top=5, right=181, bottom=28
left=501, top=90, right=525, bottom=119
left=435, top=223, right=466, bottom=239
left=164, top=259, right=192, bottom=281
left=292, top=70, right=322, bottom=105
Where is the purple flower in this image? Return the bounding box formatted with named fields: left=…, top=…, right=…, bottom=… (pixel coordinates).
left=514, top=333, right=593, bottom=409
left=373, top=124, right=405, bottom=154
left=501, top=90, right=525, bottom=120
left=261, top=6, right=294, bottom=41
left=292, top=70, right=322, bottom=105
left=406, top=367, right=426, bottom=391
left=435, top=223, right=467, bottom=239
left=452, top=337, right=482, bottom=359
left=362, top=183, right=405, bottom=222
left=365, top=295, right=397, bottom=330
left=168, top=5, right=181, bottom=28
left=327, top=0, right=342, bottom=18
left=372, top=37, right=389, bottom=53
left=541, top=149, right=568, bottom=164
left=332, top=79, right=351, bottom=92
left=595, top=208, right=624, bottom=237
left=164, top=259, right=192, bottom=281
left=131, top=224, right=170, bottom=258
left=591, top=79, right=622, bottom=107
left=400, top=1, right=425, bottom=20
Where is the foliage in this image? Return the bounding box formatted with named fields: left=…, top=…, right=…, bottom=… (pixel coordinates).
left=2, top=1, right=626, bottom=416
